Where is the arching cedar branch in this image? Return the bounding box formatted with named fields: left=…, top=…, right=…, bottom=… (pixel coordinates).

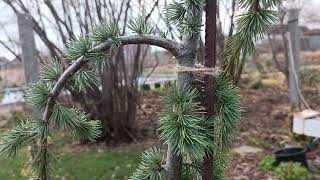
left=43, top=34, right=182, bottom=122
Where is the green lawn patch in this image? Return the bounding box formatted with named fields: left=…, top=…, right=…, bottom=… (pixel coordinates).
left=0, top=149, right=141, bottom=180
left=0, top=151, right=27, bottom=180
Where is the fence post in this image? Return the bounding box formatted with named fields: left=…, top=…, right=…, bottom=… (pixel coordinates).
left=17, top=13, right=40, bottom=174
left=287, top=9, right=300, bottom=110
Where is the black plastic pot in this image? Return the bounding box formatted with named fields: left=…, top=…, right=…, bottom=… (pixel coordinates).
left=274, top=147, right=308, bottom=168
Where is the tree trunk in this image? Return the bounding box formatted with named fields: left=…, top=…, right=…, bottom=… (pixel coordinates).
left=165, top=44, right=197, bottom=180
left=165, top=146, right=183, bottom=180
left=68, top=46, right=143, bottom=144
left=166, top=19, right=200, bottom=180
left=233, top=53, right=246, bottom=85
left=99, top=47, right=142, bottom=143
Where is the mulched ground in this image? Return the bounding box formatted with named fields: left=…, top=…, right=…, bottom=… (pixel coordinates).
left=229, top=87, right=291, bottom=179
left=134, top=86, right=320, bottom=179
left=67, top=85, right=320, bottom=179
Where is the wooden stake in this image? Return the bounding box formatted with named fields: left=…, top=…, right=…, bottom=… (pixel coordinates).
left=203, top=0, right=217, bottom=179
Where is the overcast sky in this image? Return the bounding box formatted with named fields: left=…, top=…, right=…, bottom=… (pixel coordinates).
left=0, top=0, right=319, bottom=60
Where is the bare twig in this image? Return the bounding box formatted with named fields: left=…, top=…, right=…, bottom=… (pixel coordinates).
left=0, top=40, right=21, bottom=61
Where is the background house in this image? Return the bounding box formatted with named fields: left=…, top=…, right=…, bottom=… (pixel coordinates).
left=257, top=25, right=320, bottom=53
left=301, top=29, right=320, bottom=51
left=0, top=57, right=24, bottom=87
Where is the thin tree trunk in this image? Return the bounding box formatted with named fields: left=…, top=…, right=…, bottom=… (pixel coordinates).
left=165, top=146, right=183, bottom=180
left=279, top=14, right=290, bottom=85
left=166, top=42, right=197, bottom=180
left=165, top=13, right=201, bottom=180
left=228, top=0, right=236, bottom=38
left=203, top=0, right=217, bottom=179
left=234, top=53, right=246, bottom=85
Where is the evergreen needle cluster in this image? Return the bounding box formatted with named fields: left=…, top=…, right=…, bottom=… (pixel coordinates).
left=223, top=0, right=280, bottom=79
left=130, top=78, right=242, bottom=179
left=159, top=84, right=213, bottom=161
left=130, top=147, right=164, bottom=180
left=166, top=0, right=204, bottom=37
left=128, top=16, right=157, bottom=35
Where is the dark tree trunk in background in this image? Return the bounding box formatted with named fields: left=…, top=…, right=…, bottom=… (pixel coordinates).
left=203, top=0, right=217, bottom=179
left=77, top=46, right=145, bottom=143
left=66, top=45, right=145, bottom=143
left=228, top=0, right=236, bottom=38
left=268, top=6, right=290, bottom=86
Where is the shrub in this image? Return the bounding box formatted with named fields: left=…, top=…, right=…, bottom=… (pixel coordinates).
left=154, top=83, right=161, bottom=89
left=11, top=111, right=27, bottom=124
left=142, top=84, right=151, bottom=90
left=300, top=65, right=320, bottom=86
left=274, top=162, right=312, bottom=180
left=259, top=155, right=276, bottom=172
left=247, top=137, right=268, bottom=148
